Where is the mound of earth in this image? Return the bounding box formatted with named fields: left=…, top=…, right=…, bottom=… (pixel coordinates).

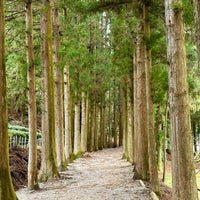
left=9, top=147, right=41, bottom=190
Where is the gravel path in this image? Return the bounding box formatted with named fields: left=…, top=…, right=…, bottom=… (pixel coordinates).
left=16, top=147, right=154, bottom=200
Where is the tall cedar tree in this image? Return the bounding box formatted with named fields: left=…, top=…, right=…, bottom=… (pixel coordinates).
left=53, top=1, right=66, bottom=171
left=39, top=0, right=59, bottom=181
left=165, top=0, right=198, bottom=199
left=0, top=0, right=17, bottom=199
left=144, top=1, right=160, bottom=195
left=193, top=0, right=200, bottom=72
left=26, top=0, right=39, bottom=189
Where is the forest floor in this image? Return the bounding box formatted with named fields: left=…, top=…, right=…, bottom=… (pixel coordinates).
left=13, top=147, right=172, bottom=200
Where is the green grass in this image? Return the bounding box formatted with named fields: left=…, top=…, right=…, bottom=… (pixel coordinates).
left=196, top=173, right=200, bottom=194
left=164, top=172, right=200, bottom=197
left=197, top=173, right=200, bottom=183
left=164, top=173, right=172, bottom=187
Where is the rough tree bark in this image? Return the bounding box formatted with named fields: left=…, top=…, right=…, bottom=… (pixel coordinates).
left=25, top=0, right=39, bottom=190
left=165, top=0, right=198, bottom=199
left=74, top=96, right=81, bottom=156
left=64, top=65, right=72, bottom=162
left=154, top=105, right=162, bottom=171
left=53, top=2, right=66, bottom=171
left=122, top=87, right=128, bottom=159
left=133, top=17, right=149, bottom=180
left=0, top=0, right=17, bottom=199
left=39, top=0, right=59, bottom=182
left=193, top=0, right=200, bottom=71
left=94, top=102, right=99, bottom=151
left=144, top=1, right=160, bottom=195
left=113, top=85, right=118, bottom=148
left=81, top=92, right=87, bottom=153
left=127, top=84, right=134, bottom=164
left=99, top=94, right=106, bottom=150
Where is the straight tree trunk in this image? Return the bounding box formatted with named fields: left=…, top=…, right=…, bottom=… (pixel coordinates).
left=193, top=0, right=200, bottom=71
left=85, top=96, right=89, bottom=149
left=89, top=102, right=95, bottom=151
left=25, top=0, right=39, bottom=190
left=39, top=0, right=59, bottom=182
left=53, top=3, right=66, bottom=171
left=113, top=86, right=118, bottom=148
left=155, top=105, right=162, bottom=171
left=144, top=2, right=160, bottom=195
left=74, top=99, right=81, bottom=155
left=133, top=52, right=138, bottom=165
left=87, top=101, right=93, bottom=152
left=193, top=122, right=197, bottom=153
left=122, top=88, right=128, bottom=159
left=134, top=17, right=149, bottom=180
left=119, top=87, right=123, bottom=147
left=81, top=92, right=87, bottom=152
left=0, top=1, right=17, bottom=199
left=94, top=102, right=99, bottom=151
left=127, top=85, right=133, bottom=164
left=165, top=0, right=198, bottom=199
left=64, top=65, right=72, bottom=162
left=107, top=91, right=112, bottom=148
left=162, top=103, right=168, bottom=182
left=100, top=94, right=106, bottom=150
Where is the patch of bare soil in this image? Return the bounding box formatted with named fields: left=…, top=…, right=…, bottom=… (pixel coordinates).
left=16, top=148, right=155, bottom=200
left=160, top=182, right=172, bottom=200
left=9, top=147, right=41, bottom=190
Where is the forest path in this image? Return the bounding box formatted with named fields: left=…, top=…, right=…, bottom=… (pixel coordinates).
left=16, top=147, right=154, bottom=200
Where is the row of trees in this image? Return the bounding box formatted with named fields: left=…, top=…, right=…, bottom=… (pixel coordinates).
left=1, top=0, right=200, bottom=199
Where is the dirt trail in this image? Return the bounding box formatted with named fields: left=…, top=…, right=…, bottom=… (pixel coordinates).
left=16, top=147, right=154, bottom=200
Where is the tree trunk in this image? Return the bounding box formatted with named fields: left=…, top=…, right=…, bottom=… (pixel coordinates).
left=81, top=92, right=87, bottom=153
left=193, top=122, right=197, bottom=153
left=113, top=86, right=118, bottom=148
left=165, top=0, right=198, bottom=199
left=134, top=17, right=149, bottom=180
left=119, top=87, right=123, bottom=147
left=107, top=91, right=112, bottom=148
left=95, top=102, right=99, bottom=151
left=0, top=1, right=17, bottom=199
left=53, top=3, right=66, bottom=171
left=99, top=94, right=106, bottom=150
left=127, top=85, right=133, bottom=164
left=64, top=65, right=72, bottom=162
left=133, top=52, right=137, bottom=165
left=122, top=88, right=128, bottom=159
left=193, top=0, right=200, bottom=72
left=87, top=101, right=93, bottom=152
left=25, top=0, right=38, bottom=190
left=154, top=105, right=162, bottom=171
left=162, top=103, right=168, bottom=182
left=39, top=0, right=59, bottom=182
left=90, top=103, right=95, bottom=151
left=144, top=2, right=160, bottom=195
left=74, top=99, right=81, bottom=155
